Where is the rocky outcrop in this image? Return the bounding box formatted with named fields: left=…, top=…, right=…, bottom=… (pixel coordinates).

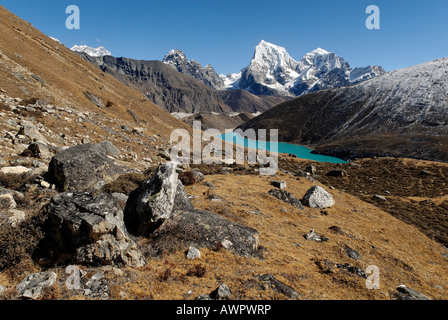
left=47, top=143, right=124, bottom=191
left=391, top=285, right=431, bottom=300
left=124, top=162, right=260, bottom=256
left=38, top=191, right=145, bottom=267
left=124, top=162, right=189, bottom=236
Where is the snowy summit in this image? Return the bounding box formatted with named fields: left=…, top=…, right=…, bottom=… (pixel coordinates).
left=70, top=45, right=112, bottom=57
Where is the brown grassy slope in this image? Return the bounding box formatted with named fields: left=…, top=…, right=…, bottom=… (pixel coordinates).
left=277, top=156, right=448, bottom=247
left=86, top=171, right=448, bottom=300
left=0, top=5, right=190, bottom=140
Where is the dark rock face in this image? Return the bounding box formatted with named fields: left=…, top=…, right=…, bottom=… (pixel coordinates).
left=162, top=49, right=226, bottom=91
left=38, top=191, right=145, bottom=267
left=154, top=209, right=260, bottom=257
left=216, top=89, right=292, bottom=113
left=391, top=285, right=431, bottom=300
left=76, top=53, right=231, bottom=113
left=47, top=143, right=124, bottom=192
left=344, top=245, right=362, bottom=260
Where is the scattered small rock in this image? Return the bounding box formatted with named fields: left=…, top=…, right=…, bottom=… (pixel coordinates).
left=186, top=246, right=201, bottom=259
left=257, top=274, right=300, bottom=300
left=210, top=283, right=232, bottom=300
left=372, top=194, right=387, bottom=202
left=268, top=189, right=304, bottom=210
left=271, top=180, right=287, bottom=189
left=0, top=193, right=17, bottom=210
left=16, top=271, right=57, bottom=300
left=305, top=229, right=329, bottom=242
left=391, top=285, right=431, bottom=300
left=0, top=166, right=31, bottom=175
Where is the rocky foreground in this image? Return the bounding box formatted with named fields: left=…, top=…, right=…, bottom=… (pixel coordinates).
left=1, top=91, right=448, bottom=300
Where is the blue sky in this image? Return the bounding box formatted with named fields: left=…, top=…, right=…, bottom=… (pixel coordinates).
left=1, top=0, right=447, bottom=75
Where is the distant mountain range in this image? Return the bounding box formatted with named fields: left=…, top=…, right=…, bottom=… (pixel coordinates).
left=71, top=45, right=112, bottom=57
left=71, top=41, right=385, bottom=113
left=238, top=57, right=448, bottom=162
left=220, top=40, right=386, bottom=97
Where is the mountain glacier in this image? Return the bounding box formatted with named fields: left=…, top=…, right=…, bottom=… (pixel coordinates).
left=220, top=40, right=385, bottom=97
left=70, top=45, right=112, bottom=57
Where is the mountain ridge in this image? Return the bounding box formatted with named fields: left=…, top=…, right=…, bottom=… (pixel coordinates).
left=238, top=57, right=448, bottom=162
left=221, top=40, right=385, bottom=97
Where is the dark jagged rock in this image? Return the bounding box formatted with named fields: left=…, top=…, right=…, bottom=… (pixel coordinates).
left=335, top=263, right=366, bottom=278
left=344, top=245, right=362, bottom=260
left=391, top=285, right=431, bottom=300
left=268, top=189, right=304, bottom=210
left=47, top=143, right=124, bottom=192
left=257, top=274, right=300, bottom=300
left=125, top=162, right=260, bottom=257
left=163, top=49, right=226, bottom=91
left=38, top=191, right=145, bottom=267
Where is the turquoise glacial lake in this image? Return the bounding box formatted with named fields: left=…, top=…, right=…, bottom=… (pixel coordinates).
left=219, top=132, right=347, bottom=164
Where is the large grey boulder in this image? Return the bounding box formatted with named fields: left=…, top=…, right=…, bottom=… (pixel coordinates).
left=47, top=143, right=124, bottom=191
left=302, top=185, right=335, bottom=209
left=39, top=191, right=145, bottom=267
left=16, top=271, right=57, bottom=300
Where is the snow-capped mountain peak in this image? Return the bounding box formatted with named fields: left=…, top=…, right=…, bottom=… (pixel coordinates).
left=70, top=45, right=111, bottom=57
left=252, top=40, right=299, bottom=72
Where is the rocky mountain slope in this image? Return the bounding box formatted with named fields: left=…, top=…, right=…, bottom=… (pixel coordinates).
left=162, top=49, right=226, bottom=91
left=0, top=6, right=188, bottom=143
left=221, top=40, right=385, bottom=97
left=216, top=89, right=292, bottom=113
left=77, top=53, right=232, bottom=113
left=1, top=5, right=448, bottom=302
left=239, top=57, right=448, bottom=162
